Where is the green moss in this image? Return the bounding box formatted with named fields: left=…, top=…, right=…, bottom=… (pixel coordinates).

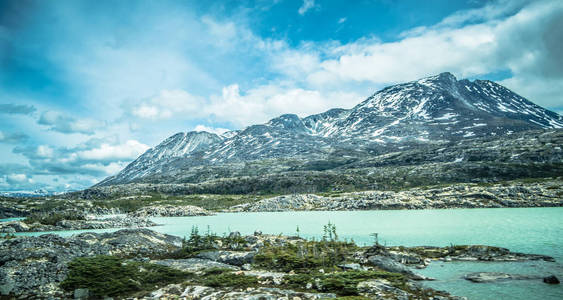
left=61, top=256, right=190, bottom=298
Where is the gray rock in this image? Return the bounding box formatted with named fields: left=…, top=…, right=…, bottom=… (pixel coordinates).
left=543, top=275, right=559, bottom=284
left=196, top=250, right=255, bottom=266
left=1, top=217, right=156, bottom=232
left=151, top=258, right=239, bottom=272
left=357, top=279, right=410, bottom=299
left=338, top=263, right=362, bottom=270
left=171, top=285, right=336, bottom=299
left=0, top=229, right=183, bottom=297
left=464, top=272, right=540, bottom=283
left=367, top=255, right=427, bottom=280
left=129, top=205, right=213, bottom=217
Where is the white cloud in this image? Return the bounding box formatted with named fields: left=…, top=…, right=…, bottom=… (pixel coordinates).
left=193, top=125, right=230, bottom=136
left=298, top=0, right=316, bottom=15
left=38, top=111, right=105, bottom=135
left=207, top=84, right=361, bottom=126
left=288, top=0, right=563, bottom=111
left=77, top=140, right=149, bottom=161
left=7, top=173, right=29, bottom=183
left=36, top=145, right=54, bottom=158
left=132, top=105, right=160, bottom=118
left=131, top=89, right=206, bottom=120
left=13, top=138, right=149, bottom=178
left=338, top=17, right=347, bottom=24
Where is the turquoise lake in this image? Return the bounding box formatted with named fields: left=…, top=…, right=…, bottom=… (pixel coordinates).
left=8, top=207, right=563, bottom=299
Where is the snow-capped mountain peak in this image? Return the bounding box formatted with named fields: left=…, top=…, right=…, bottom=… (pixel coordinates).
left=96, top=72, right=563, bottom=186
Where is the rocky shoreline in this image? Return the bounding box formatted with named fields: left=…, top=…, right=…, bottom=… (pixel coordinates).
left=1, top=179, right=561, bottom=221
left=129, top=205, right=214, bottom=217
left=227, top=180, right=563, bottom=212
left=0, top=229, right=558, bottom=299
left=0, top=216, right=156, bottom=233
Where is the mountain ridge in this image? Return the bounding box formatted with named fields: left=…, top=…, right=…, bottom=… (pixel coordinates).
left=97, top=72, right=562, bottom=187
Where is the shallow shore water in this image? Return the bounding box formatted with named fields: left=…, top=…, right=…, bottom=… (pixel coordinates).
left=5, top=207, right=563, bottom=299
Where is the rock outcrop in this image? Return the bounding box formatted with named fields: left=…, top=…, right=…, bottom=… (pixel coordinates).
left=130, top=205, right=213, bottom=217
left=464, top=272, right=541, bottom=283
left=0, top=229, right=182, bottom=297
left=228, top=179, right=563, bottom=212
left=0, top=216, right=156, bottom=232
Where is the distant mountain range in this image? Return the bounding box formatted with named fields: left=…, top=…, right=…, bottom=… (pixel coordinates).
left=96, top=72, right=563, bottom=189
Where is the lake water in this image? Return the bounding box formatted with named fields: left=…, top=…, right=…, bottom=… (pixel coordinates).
left=6, top=207, right=563, bottom=299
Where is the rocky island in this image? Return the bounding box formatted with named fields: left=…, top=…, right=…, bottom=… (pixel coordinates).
left=0, top=227, right=558, bottom=299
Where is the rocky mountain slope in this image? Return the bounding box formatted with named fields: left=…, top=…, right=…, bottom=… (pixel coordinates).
left=96, top=72, right=563, bottom=189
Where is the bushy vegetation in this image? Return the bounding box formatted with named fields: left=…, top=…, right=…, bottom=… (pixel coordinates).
left=254, top=223, right=358, bottom=273
left=59, top=224, right=445, bottom=298
left=200, top=271, right=260, bottom=288
left=23, top=211, right=85, bottom=225
left=164, top=226, right=247, bottom=259
left=284, top=270, right=405, bottom=295
left=61, top=256, right=189, bottom=298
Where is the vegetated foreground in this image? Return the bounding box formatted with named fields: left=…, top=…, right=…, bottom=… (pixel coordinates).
left=0, top=226, right=557, bottom=299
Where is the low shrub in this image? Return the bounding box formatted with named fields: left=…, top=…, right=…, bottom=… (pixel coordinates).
left=253, top=239, right=358, bottom=272
left=284, top=270, right=405, bottom=296
left=60, top=256, right=190, bottom=298
left=201, top=272, right=260, bottom=288
left=23, top=212, right=85, bottom=225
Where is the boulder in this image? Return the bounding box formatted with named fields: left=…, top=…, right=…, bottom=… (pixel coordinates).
left=151, top=258, right=239, bottom=272
left=543, top=275, right=559, bottom=284
left=464, top=272, right=539, bottom=283
left=367, top=255, right=427, bottom=280
left=357, top=279, right=410, bottom=299
left=338, top=263, right=363, bottom=270
left=174, top=286, right=336, bottom=299
left=196, top=250, right=255, bottom=266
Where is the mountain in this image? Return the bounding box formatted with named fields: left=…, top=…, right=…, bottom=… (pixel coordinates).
left=97, top=131, right=222, bottom=185
left=96, top=72, right=563, bottom=188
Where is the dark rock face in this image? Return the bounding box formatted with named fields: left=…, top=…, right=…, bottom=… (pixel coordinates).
left=543, top=275, right=560, bottom=284
left=94, top=72, right=563, bottom=188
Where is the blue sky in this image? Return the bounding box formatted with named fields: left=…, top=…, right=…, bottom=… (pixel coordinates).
left=1, top=0, right=562, bottom=192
